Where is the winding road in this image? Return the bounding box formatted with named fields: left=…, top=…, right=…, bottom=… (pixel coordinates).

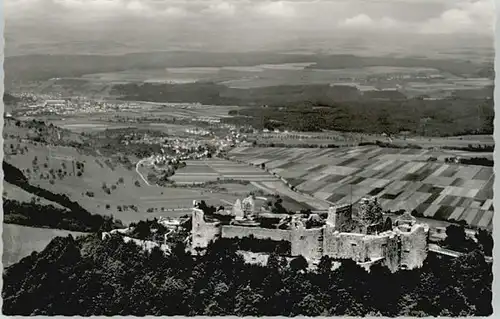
left=429, top=244, right=493, bottom=263
left=136, top=157, right=153, bottom=186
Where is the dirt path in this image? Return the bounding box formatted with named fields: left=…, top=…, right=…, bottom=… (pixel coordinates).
left=136, top=158, right=153, bottom=186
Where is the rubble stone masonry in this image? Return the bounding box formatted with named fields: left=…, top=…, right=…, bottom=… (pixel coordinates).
left=221, top=225, right=291, bottom=242
left=399, top=224, right=429, bottom=269
left=383, top=234, right=401, bottom=273
left=327, top=204, right=352, bottom=230
left=191, top=202, right=429, bottom=272
left=191, top=208, right=221, bottom=254
left=291, top=227, right=324, bottom=260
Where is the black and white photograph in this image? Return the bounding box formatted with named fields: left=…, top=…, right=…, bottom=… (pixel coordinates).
left=1, top=0, right=496, bottom=316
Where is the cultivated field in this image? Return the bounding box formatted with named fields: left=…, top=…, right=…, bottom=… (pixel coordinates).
left=76, top=65, right=491, bottom=97
left=250, top=180, right=331, bottom=211
left=170, top=159, right=279, bottom=184
left=125, top=102, right=238, bottom=120
left=3, top=224, right=87, bottom=267
left=229, top=146, right=494, bottom=229
left=170, top=159, right=316, bottom=211
left=253, top=132, right=494, bottom=151
left=42, top=114, right=213, bottom=135
left=215, top=182, right=261, bottom=195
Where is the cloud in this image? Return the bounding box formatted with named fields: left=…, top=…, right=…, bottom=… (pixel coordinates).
left=203, top=1, right=236, bottom=16
left=255, top=1, right=296, bottom=17
left=336, top=0, right=493, bottom=35
left=340, top=14, right=373, bottom=27
left=5, top=0, right=190, bottom=23
left=161, top=6, right=189, bottom=17
left=6, top=0, right=494, bottom=29
left=4, top=0, right=495, bottom=55
left=339, top=14, right=401, bottom=30
left=419, top=0, right=494, bottom=34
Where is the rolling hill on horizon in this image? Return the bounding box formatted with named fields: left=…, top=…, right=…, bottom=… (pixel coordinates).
left=5, top=51, right=493, bottom=85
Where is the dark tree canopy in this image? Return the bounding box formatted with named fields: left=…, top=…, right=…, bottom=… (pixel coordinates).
left=383, top=217, right=393, bottom=231
left=2, top=232, right=492, bottom=317
left=475, top=229, right=493, bottom=256
left=290, top=255, right=308, bottom=272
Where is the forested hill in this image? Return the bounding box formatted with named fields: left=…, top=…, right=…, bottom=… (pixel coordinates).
left=2, top=234, right=492, bottom=316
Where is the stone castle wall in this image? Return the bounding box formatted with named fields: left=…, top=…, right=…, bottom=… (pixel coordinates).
left=291, top=227, right=324, bottom=260
left=221, top=225, right=292, bottom=242
left=363, top=234, right=389, bottom=260
left=322, top=225, right=426, bottom=272
left=383, top=234, right=401, bottom=273
left=323, top=228, right=368, bottom=262
left=399, top=224, right=429, bottom=270
left=327, top=204, right=352, bottom=230
left=191, top=201, right=429, bottom=272
left=191, top=208, right=221, bottom=253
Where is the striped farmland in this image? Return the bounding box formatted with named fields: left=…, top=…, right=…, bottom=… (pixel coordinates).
left=228, top=146, right=493, bottom=230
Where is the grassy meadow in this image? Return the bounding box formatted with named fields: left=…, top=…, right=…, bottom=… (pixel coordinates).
left=3, top=141, right=244, bottom=224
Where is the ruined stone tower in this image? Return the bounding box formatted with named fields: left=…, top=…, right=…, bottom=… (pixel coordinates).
left=232, top=199, right=244, bottom=220
left=357, top=197, right=384, bottom=234
left=326, top=203, right=353, bottom=230
left=241, top=195, right=256, bottom=215
left=191, top=208, right=221, bottom=255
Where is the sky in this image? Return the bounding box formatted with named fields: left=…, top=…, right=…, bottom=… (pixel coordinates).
left=4, top=0, right=496, bottom=55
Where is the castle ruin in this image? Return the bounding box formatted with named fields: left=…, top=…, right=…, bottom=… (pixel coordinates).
left=191, top=196, right=429, bottom=272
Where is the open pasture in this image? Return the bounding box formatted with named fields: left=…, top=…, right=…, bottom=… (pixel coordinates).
left=53, top=119, right=193, bottom=135
left=3, top=224, right=87, bottom=267
left=3, top=181, right=66, bottom=209
left=3, top=142, right=242, bottom=224
left=56, top=122, right=130, bottom=133
left=229, top=146, right=493, bottom=229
